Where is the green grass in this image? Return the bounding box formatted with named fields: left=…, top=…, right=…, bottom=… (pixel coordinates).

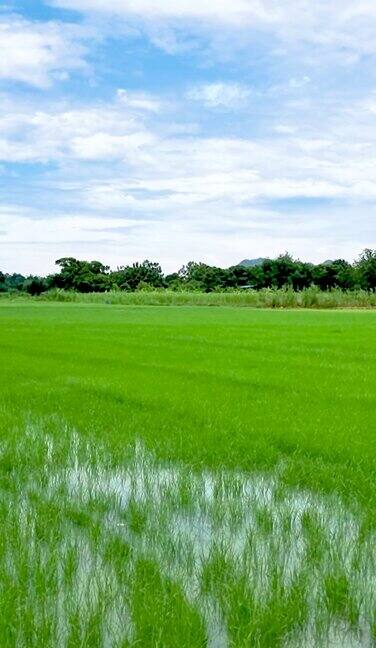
left=0, top=303, right=375, bottom=646
left=2, top=286, right=376, bottom=308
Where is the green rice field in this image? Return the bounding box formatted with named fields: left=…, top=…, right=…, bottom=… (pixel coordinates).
left=0, top=303, right=375, bottom=647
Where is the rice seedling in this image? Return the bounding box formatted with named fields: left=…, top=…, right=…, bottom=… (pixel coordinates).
left=0, top=426, right=374, bottom=647
left=0, top=303, right=375, bottom=646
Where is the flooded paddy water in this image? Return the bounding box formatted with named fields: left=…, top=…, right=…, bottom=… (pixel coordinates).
left=0, top=426, right=375, bottom=647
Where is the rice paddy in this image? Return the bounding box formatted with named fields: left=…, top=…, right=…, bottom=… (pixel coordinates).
left=0, top=303, right=375, bottom=647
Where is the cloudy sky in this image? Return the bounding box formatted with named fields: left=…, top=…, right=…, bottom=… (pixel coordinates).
left=1, top=1, right=376, bottom=274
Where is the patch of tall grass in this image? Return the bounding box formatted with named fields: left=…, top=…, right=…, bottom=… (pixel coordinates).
left=1, top=286, right=375, bottom=308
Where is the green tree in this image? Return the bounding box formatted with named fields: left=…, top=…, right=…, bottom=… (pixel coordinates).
left=179, top=262, right=228, bottom=292
left=23, top=276, right=47, bottom=296
left=2, top=273, right=26, bottom=292
left=289, top=262, right=314, bottom=290
left=112, top=260, right=164, bottom=291
left=51, top=258, right=111, bottom=292
left=355, top=249, right=376, bottom=289
left=164, top=273, right=184, bottom=290
left=261, top=254, right=296, bottom=288
left=0, top=271, right=6, bottom=292
left=225, top=265, right=256, bottom=288
left=312, top=260, right=355, bottom=290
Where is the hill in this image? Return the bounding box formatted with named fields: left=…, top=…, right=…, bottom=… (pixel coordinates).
left=238, top=258, right=267, bottom=267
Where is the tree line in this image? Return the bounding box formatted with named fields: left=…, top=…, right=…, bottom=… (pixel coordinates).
left=1, top=250, right=375, bottom=295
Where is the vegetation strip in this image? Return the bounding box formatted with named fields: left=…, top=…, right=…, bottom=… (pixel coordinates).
left=1, top=249, right=375, bottom=297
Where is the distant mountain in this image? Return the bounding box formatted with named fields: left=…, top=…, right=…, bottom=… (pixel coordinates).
left=238, top=258, right=267, bottom=267
left=238, top=258, right=337, bottom=268
left=239, top=258, right=335, bottom=268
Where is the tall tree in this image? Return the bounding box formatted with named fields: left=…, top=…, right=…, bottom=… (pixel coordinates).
left=355, top=249, right=376, bottom=289
left=112, top=261, right=164, bottom=291
left=51, top=258, right=111, bottom=292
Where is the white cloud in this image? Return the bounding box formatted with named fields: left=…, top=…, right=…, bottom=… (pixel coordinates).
left=0, top=206, right=158, bottom=274
left=49, top=0, right=270, bottom=23
left=49, top=0, right=376, bottom=56
left=0, top=94, right=154, bottom=162
left=71, top=132, right=156, bottom=160
left=0, top=201, right=371, bottom=275
left=0, top=5, right=374, bottom=276
left=274, top=125, right=297, bottom=134
left=289, top=76, right=311, bottom=89
left=117, top=89, right=162, bottom=112
left=1, top=89, right=376, bottom=274
left=3, top=91, right=376, bottom=203
left=187, top=82, right=251, bottom=109
left=0, top=16, right=89, bottom=87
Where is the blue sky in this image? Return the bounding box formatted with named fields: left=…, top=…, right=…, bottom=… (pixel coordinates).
left=0, top=0, right=375, bottom=274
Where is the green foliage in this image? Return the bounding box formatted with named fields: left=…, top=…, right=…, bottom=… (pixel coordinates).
left=1, top=249, right=376, bottom=295
left=22, top=276, right=47, bottom=296
left=312, top=259, right=355, bottom=290
left=0, top=272, right=26, bottom=293
left=179, top=261, right=229, bottom=292
left=112, top=260, right=164, bottom=291
left=355, top=248, right=376, bottom=289
left=51, top=257, right=112, bottom=292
